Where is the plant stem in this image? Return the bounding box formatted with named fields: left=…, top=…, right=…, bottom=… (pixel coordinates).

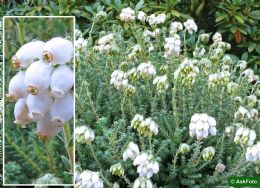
left=16, top=20, right=25, bottom=45
left=121, top=94, right=126, bottom=117
left=173, top=150, right=180, bottom=174
left=89, top=20, right=96, bottom=40
left=85, top=82, right=99, bottom=120
left=183, top=29, right=187, bottom=56
left=122, top=174, right=133, bottom=187
left=172, top=83, right=179, bottom=127
left=89, top=144, right=112, bottom=187
left=63, top=123, right=74, bottom=174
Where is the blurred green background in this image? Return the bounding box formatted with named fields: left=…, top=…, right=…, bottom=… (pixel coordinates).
left=4, top=17, right=74, bottom=184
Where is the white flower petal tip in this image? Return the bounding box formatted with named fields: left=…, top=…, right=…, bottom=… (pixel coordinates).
left=28, top=111, right=44, bottom=121
left=37, top=115, right=63, bottom=140
left=50, top=65, right=74, bottom=98
left=26, top=90, right=53, bottom=121
left=43, top=37, right=73, bottom=65
left=49, top=92, right=73, bottom=125
left=51, top=118, right=65, bottom=127
left=7, top=71, right=27, bottom=102
left=12, top=40, right=45, bottom=68
left=14, top=98, right=32, bottom=128
left=24, top=60, right=53, bottom=94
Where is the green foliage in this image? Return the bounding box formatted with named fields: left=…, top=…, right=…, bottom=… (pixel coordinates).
left=4, top=162, right=26, bottom=184
left=4, top=17, right=74, bottom=184
left=214, top=0, right=260, bottom=73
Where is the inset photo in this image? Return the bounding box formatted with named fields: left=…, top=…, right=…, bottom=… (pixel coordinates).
left=3, top=16, right=74, bottom=185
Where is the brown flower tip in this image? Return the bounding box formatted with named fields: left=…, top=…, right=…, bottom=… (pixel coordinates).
left=38, top=131, right=49, bottom=141
left=11, top=56, right=21, bottom=69
left=27, top=85, right=39, bottom=95
left=14, top=120, right=27, bottom=128
left=6, top=93, right=17, bottom=102
left=52, top=118, right=64, bottom=127
left=43, top=51, right=54, bottom=63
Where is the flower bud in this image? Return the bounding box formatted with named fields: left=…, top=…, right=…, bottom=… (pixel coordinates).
left=37, top=115, right=63, bottom=140
left=202, top=146, right=215, bottom=161
left=133, top=177, right=153, bottom=188
left=49, top=92, right=73, bottom=127
left=110, top=163, right=124, bottom=177
left=50, top=65, right=73, bottom=98
left=179, top=143, right=190, bottom=154
left=199, top=34, right=209, bottom=44
left=215, top=163, right=226, bottom=173
left=43, top=37, right=73, bottom=65
left=11, top=40, right=45, bottom=68
left=14, top=98, right=32, bottom=128
left=7, top=71, right=27, bottom=102
left=24, top=60, right=53, bottom=95
left=75, top=125, right=94, bottom=144
left=26, top=90, right=53, bottom=121
left=247, top=95, right=257, bottom=107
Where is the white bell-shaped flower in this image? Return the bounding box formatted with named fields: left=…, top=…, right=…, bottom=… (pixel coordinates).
left=43, top=37, right=73, bottom=65
left=14, top=98, right=32, bottom=128
left=11, top=40, right=45, bottom=68
left=49, top=92, right=73, bottom=127
left=24, top=60, right=53, bottom=95
left=37, top=114, right=63, bottom=139
left=7, top=71, right=27, bottom=102
left=26, top=90, right=53, bottom=121
left=50, top=65, right=73, bottom=98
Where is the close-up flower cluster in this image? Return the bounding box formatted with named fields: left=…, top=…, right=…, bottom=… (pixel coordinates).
left=3, top=17, right=74, bottom=184
left=7, top=37, right=73, bottom=138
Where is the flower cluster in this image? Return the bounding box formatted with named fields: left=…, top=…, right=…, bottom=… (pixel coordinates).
left=7, top=37, right=73, bottom=139
left=133, top=177, right=153, bottom=188
left=153, top=75, right=169, bottom=94
left=94, top=33, right=115, bottom=52
left=234, top=106, right=258, bottom=121
left=110, top=163, right=124, bottom=177
left=234, top=127, right=256, bottom=146
left=131, top=114, right=159, bottom=137
left=110, top=70, right=128, bottom=89
left=227, top=82, right=239, bottom=95
left=164, top=34, right=181, bottom=56
left=123, top=141, right=140, bottom=161
left=147, top=13, right=166, bottom=26
left=246, top=142, right=260, bottom=164
left=169, top=21, right=183, bottom=34
left=208, top=71, right=230, bottom=88
left=212, top=32, right=222, bottom=43
left=120, top=7, right=135, bottom=22
left=119, top=7, right=166, bottom=26
left=174, top=59, right=199, bottom=85
left=183, top=19, right=198, bottom=34
left=75, top=29, right=88, bottom=58
left=76, top=170, right=104, bottom=188
left=137, top=62, right=156, bottom=78
left=75, top=125, right=95, bottom=144
left=189, top=113, right=217, bottom=141
left=110, top=70, right=136, bottom=96
left=133, top=152, right=159, bottom=178
left=128, top=44, right=141, bottom=59
left=202, top=146, right=215, bottom=161
left=242, top=69, right=258, bottom=83
left=247, top=95, right=257, bottom=107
